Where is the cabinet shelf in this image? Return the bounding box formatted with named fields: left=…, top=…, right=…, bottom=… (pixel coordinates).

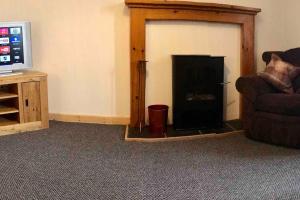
left=0, top=106, right=19, bottom=115
left=0, top=117, right=18, bottom=126
left=0, top=91, right=18, bottom=100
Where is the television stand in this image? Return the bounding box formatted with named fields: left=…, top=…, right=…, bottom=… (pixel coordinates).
left=0, top=71, right=23, bottom=77
left=0, top=70, right=49, bottom=135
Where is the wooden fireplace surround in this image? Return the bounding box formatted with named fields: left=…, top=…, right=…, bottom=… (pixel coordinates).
left=125, top=0, right=261, bottom=128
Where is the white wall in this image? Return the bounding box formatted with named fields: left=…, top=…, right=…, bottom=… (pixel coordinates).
left=282, top=0, right=300, bottom=49
left=0, top=0, right=130, bottom=117
left=0, top=0, right=287, bottom=119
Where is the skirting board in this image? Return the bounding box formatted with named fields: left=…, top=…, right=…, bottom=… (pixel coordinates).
left=49, top=113, right=130, bottom=125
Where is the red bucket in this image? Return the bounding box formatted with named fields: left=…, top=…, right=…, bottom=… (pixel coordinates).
left=148, top=105, right=169, bottom=136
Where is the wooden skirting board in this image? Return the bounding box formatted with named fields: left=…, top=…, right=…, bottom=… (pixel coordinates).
left=49, top=113, right=130, bottom=125
left=124, top=125, right=244, bottom=142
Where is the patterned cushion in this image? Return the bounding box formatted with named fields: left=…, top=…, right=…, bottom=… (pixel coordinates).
left=259, top=54, right=300, bottom=94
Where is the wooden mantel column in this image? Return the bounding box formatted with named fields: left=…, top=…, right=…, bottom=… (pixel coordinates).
left=125, top=0, right=261, bottom=128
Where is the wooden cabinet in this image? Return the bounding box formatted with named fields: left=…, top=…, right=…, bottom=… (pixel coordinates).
left=0, top=71, right=48, bottom=135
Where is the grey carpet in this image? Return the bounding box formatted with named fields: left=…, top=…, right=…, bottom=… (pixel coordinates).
left=0, top=121, right=300, bottom=200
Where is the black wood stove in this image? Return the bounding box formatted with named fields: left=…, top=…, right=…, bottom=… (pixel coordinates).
left=172, top=55, right=225, bottom=130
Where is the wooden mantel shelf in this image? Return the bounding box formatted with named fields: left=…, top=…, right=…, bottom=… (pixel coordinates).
left=125, top=0, right=261, bottom=15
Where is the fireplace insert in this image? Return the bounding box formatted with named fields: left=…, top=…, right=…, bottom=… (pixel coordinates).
left=172, top=55, right=224, bottom=130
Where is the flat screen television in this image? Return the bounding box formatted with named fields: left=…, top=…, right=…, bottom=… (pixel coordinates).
left=0, top=21, right=32, bottom=74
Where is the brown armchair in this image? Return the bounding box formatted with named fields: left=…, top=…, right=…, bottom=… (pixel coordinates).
left=236, top=71, right=300, bottom=148
left=236, top=48, right=300, bottom=148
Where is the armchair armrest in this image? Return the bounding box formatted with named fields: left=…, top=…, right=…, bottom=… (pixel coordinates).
left=236, top=75, right=276, bottom=103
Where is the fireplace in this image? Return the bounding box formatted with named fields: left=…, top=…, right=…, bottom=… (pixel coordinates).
left=125, top=1, right=260, bottom=128
left=172, top=55, right=224, bottom=130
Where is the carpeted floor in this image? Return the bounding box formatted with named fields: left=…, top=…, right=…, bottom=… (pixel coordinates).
left=0, top=121, right=300, bottom=200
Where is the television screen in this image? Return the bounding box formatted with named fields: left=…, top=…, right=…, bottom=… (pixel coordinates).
left=0, top=22, right=32, bottom=72
left=0, top=26, right=24, bottom=65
